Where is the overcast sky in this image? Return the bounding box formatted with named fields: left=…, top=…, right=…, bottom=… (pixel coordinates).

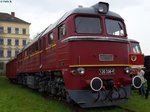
left=0, top=0, right=150, bottom=55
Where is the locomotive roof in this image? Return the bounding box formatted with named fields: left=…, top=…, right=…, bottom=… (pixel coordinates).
left=42, top=8, right=122, bottom=37
left=22, top=2, right=122, bottom=51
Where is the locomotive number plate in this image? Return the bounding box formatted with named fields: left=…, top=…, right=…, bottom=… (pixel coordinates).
left=99, top=68, right=115, bottom=75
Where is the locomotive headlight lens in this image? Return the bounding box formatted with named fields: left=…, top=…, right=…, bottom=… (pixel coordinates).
left=98, top=2, right=109, bottom=13
left=98, top=7, right=104, bottom=12
left=124, top=67, right=131, bottom=74
left=77, top=67, right=85, bottom=75
left=71, top=69, right=77, bottom=75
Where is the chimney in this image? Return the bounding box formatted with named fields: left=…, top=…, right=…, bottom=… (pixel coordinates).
left=11, top=12, right=15, bottom=17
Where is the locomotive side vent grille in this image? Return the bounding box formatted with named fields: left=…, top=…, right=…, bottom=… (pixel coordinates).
left=99, top=54, right=114, bottom=61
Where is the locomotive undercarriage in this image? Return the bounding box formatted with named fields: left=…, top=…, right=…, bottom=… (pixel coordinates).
left=16, top=72, right=67, bottom=100
left=15, top=71, right=131, bottom=108
left=68, top=86, right=130, bottom=108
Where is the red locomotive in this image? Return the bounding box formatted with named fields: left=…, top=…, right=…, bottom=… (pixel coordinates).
left=6, top=2, right=144, bottom=108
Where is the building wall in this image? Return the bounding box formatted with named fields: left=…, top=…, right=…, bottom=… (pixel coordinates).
left=0, top=21, right=30, bottom=74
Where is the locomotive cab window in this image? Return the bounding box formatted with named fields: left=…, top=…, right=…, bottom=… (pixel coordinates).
left=105, top=19, right=125, bottom=36
left=75, top=16, right=101, bottom=34
left=48, top=33, right=54, bottom=45
left=58, top=24, right=66, bottom=39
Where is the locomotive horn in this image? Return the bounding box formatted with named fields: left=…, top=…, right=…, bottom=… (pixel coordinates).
left=132, top=75, right=142, bottom=89
left=90, top=77, right=103, bottom=91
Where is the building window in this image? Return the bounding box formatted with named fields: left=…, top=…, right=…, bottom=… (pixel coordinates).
left=15, top=28, right=19, bottom=34
left=0, top=49, right=4, bottom=57
left=7, top=27, right=11, bottom=34
left=7, top=39, right=12, bottom=46
left=0, top=62, right=4, bottom=70
left=15, top=50, right=19, bottom=56
left=7, top=49, right=11, bottom=57
left=22, top=40, right=26, bottom=46
left=0, top=38, right=4, bottom=45
left=15, top=39, right=19, bottom=46
left=22, top=28, right=26, bottom=34
left=0, top=27, right=4, bottom=33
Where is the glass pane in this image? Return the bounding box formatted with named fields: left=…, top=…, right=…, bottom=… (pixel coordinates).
left=132, top=43, right=142, bottom=54
left=106, top=19, right=125, bottom=36
left=75, top=17, right=101, bottom=34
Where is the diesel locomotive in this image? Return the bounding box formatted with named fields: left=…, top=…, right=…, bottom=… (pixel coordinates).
left=6, top=2, right=144, bottom=108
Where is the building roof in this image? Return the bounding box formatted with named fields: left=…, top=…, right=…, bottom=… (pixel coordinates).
left=0, top=12, right=30, bottom=24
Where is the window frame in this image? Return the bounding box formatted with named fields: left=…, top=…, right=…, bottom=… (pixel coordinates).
left=0, top=62, right=4, bottom=70
left=48, top=32, right=54, bottom=45
left=58, top=24, right=66, bottom=40
left=105, top=18, right=126, bottom=37
left=15, top=49, right=19, bottom=56
left=7, top=49, right=12, bottom=58
left=75, top=16, right=102, bottom=34
left=15, top=28, right=19, bottom=34
left=15, top=39, right=19, bottom=46
left=7, top=27, right=11, bottom=34
left=7, top=38, right=12, bottom=46
left=131, top=42, right=142, bottom=54
left=22, top=28, right=26, bottom=35
left=0, top=49, right=4, bottom=58
left=0, top=38, right=4, bottom=45
left=0, top=27, right=4, bottom=33
left=22, top=40, right=26, bottom=46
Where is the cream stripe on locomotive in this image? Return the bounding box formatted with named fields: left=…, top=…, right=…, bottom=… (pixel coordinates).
left=69, top=64, right=132, bottom=67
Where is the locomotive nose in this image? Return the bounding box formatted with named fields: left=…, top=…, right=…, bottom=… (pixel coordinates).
left=90, top=77, right=103, bottom=91
left=132, top=75, right=142, bottom=89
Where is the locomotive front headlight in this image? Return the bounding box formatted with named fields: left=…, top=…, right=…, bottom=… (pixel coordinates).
left=77, top=67, right=85, bottom=75
left=92, top=2, right=109, bottom=14
left=124, top=67, right=131, bottom=74
left=98, top=2, right=109, bottom=13
left=71, top=69, right=77, bottom=75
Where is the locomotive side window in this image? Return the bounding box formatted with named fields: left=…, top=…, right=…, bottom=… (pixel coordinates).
left=131, top=42, right=142, bottom=54
left=58, top=24, right=66, bottom=39
left=39, top=39, right=43, bottom=50
left=48, top=33, right=54, bottom=45
left=75, top=17, right=101, bottom=34
left=105, top=19, right=125, bottom=36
